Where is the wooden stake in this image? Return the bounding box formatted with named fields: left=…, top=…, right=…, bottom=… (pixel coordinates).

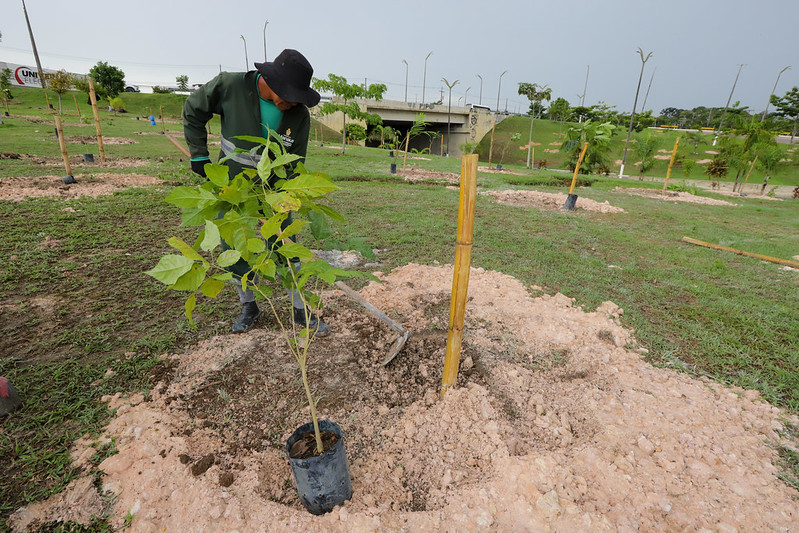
left=441, top=154, right=479, bottom=399
left=166, top=133, right=191, bottom=158
left=662, top=136, right=681, bottom=193
left=740, top=155, right=758, bottom=192
left=54, top=115, right=72, bottom=176
left=73, top=94, right=81, bottom=118
left=88, top=78, right=106, bottom=162
left=44, top=92, right=51, bottom=110
left=682, top=236, right=799, bottom=269
left=487, top=116, right=497, bottom=166
left=403, top=131, right=410, bottom=169
left=159, top=105, right=166, bottom=134
left=568, top=142, right=589, bottom=195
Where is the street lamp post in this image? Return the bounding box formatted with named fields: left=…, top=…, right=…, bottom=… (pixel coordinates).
left=264, top=19, right=269, bottom=61
left=496, top=70, right=507, bottom=113
left=619, top=48, right=653, bottom=178
left=464, top=87, right=471, bottom=107
left=402, top=59, right=409, bottom=103
left=443, top=77, right=460, bottom=157
left=240, top=35, right=249, bottom=70
left=477, top=74, right=483, bottom=105
left=715, top=64, right=744, bottom=146
left=422, top=51, right=433, bottom=104
left=761, top=65, right=790, bottom=122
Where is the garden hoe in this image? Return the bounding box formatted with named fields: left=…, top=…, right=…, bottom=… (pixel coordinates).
left=163, top=136, right=410, bottom=364
left=334, top=281, right=409, bottom=366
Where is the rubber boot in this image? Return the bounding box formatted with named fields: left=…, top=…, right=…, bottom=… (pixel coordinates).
left=233, top=301, right=261, bottom=334
left=293, top=308, right=331, bottom=337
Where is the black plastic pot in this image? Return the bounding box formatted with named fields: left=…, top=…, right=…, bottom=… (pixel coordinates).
left=390, top=163, right=397, bottom=174
left=496, top=163, right=502, bottom=170
left=563, top=193, right=578, bottom=210
left=83, top=154, right=94, bottom=163
left=286, top=419, right=352, bottom=515
left=62, top=175, right=76, bottom=184
left=389, top=150, right=394, bottom=157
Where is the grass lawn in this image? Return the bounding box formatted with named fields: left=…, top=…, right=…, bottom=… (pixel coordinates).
left=1, top=87, right=797, bottom=528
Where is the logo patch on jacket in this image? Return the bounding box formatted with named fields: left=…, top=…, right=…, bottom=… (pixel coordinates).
left=279, top=132, right=295, bottom=148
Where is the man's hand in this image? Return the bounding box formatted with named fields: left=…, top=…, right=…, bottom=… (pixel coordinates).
left=191, top=159, right=209, bottom=177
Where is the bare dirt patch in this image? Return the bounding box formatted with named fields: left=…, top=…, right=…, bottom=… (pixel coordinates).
left=616, top=187, right=738, bottom=206
left=11, top=263, right=796, bottom=532
left=483, top=189, right=625, bottom=213
left=397, top=168, right=461, bottom=185
left=65, top=136, right=137, bottom=145
left=0, top=173, right=163, bottom=202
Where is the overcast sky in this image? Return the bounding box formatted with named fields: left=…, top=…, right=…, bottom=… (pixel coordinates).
left=1, top=0, right=797, bottom=115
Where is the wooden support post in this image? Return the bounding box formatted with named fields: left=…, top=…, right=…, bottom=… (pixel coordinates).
left=740, top=155, right=758, bottom=193
left=403, top=132, right=410, bottom=169
left=44, top=92, right=51, bottom=110
left=682, top=236, right=799, bottom=269
left=159, top=105, right=166, bottom=134
left=441, top=154, right=479, bottom=399
left=73, top=94, right=81, bottom=118
left=487, top=116, right=497, bottom=166
left=662, top=136, right=681, bottom=193
left=54, top=115, right=72, bottom=176
left=88, top=78, right=106, bottom=162
left=569, top=142, right=589, bottom=195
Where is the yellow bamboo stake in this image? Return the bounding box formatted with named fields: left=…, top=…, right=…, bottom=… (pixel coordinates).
left=662, top=136, right=681, bottom=193
left=441, top=154, right=479, bottom=399
left=682, top=237, right=799, bottom=269
left=88, top=78, right=106, bottom=162
left=54, top=115, right=72, bottom=176
left=73, top=94, right=81, bottom=118
left=402, top=132, right=410, bottom=169
left=487, top=116, right=497, bottom=166
left=740, top=155, right=758, bottom=193
left=44, top=92, right=52, bottom=110
left=568, top=142, right=589, bottom=195
left=159, top=105, right=166, bottom=134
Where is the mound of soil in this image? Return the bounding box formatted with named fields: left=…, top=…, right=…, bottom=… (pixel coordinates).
left=0, top=173, right=163, bottom=202
left=616, top=187, right=738, bottom=206
left=9, top=264, right=797, bottom=532
left=483, top=189, right=625, bottom=213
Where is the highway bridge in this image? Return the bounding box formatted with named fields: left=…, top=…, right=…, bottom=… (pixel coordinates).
left=312, top=98, right=503, bottom=158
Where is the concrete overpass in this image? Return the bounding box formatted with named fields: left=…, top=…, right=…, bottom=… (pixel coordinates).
left=311, top=98, right=501, bottom=158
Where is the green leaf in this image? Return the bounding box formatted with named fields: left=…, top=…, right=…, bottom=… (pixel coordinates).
left=181, top=203, right=222, bottom=227
left=184, top=293, right=196, bottom=328
left=166, top=186, right=217, bottom=209
left=211, top=272, right=234, bottom=281
left=218, top=184, right=245, bottom=205
left=217, top=250, right=242, bottom=267
left=168, top=236, right=205, bottom=263
left=247, top=238, right=266, bottom=253
left=278, top=242, right=315, bottom=262
left=260, top=213, right=287, bottom=241
left=264, top=192, right=302, bottom=213
left=200, top=277, right=225, bottom=298
left=255, top=258, right=277, bottom=279
left=282, top=173, right=339, bottom=198
left=171, top=263, right=208, bottom=291
left=234, top=134, right=270, bottom=145
left=201, top=220, right=221, bottom=251
left=205, top=163, right=230, bottom=188
left=278, top=219, right=309, bottom=241
left=308, top=210, right=332, bottom=240
left=308, top=201, right=345, bottom=222
left=145, top=255, right=194, bottom=285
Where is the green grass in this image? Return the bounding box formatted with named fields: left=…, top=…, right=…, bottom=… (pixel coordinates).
left=1, top=87, right=798, bottom=527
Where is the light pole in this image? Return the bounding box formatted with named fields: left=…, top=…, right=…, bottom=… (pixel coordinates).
left=422, top=51, right=433, bottom=104
left=761, top=65, right=790, bottom=122
left=240, top=35, right=249, bottom=70
left=581, top=64, right=589, bottom=107
left=714, top=64, right=744, bottom=146
left=619, top=48, right=653, bottom=178
left=464, top=87, right=471, bottom=107
left=22, top=0, right=46, bottom=88
left=402, top=59, right=408, bottom=103
left=477, top=74, right=483, bottom=105
left=264, top=19, right=269, bottom=61
left=496, top=70, right=507, bottom=113
left=443, top=77, right=459, bottom=157
left=641, top=67, right=656, bottom=113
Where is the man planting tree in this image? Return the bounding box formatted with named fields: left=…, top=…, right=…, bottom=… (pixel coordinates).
left=183, top=49, right=329, bottom=335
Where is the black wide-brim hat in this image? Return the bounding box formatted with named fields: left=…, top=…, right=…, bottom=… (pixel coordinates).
left=255, top=49, right=321, bottom=107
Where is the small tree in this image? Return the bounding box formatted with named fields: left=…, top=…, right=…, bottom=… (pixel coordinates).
left=705, top=157, right=728, bottom=189
left=312, top=74, right=386, bottom=154
left=344, top=123, right=366, bottom=144
left=683, top=130, right=704, bottom=154
left=88, top=61, right=125, bottom=100
left=754, top=143, right=781, bottom=194
left=108, top=96, right=126, bottom=114
left=770, top=87, right=799, bottom=142
left=367, top=124, right=396, bottom=149
left=633, top=134, right=659, bottom=179
left=549, top=97, right=571, bottom=123
left=48, top=69, right=73, bottom=114
left=518, top=82, right=551, bottom=168
left=0, top=68, right=13, bottom=114
left=565, top=120, right=617, bottom=175
left=176, top=75, right=189, bottom=92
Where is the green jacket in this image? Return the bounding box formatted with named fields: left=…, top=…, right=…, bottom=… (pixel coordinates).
left=183, top=70, right=311, bottom=178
